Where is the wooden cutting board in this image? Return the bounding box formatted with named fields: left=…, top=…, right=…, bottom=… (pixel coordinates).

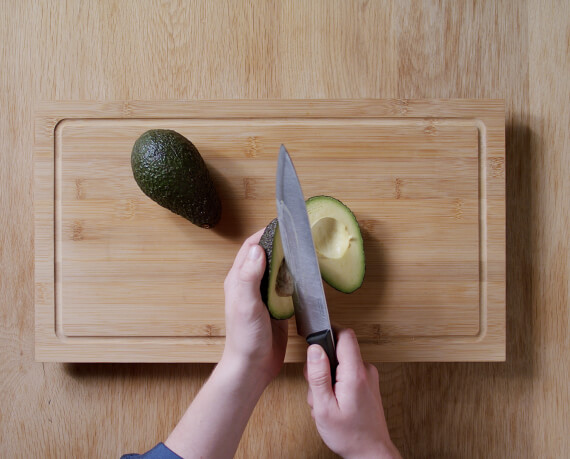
left=34, top=100, right=505, bottom=362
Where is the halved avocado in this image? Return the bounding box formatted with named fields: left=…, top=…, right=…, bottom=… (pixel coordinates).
left=259, top=197, right=365, bottom=319
left=306, top=196, right=365, bottom=293
left=259, top=219, right=295, bottom=319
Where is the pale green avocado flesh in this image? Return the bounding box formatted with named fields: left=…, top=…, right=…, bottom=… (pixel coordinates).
left=259, top=196, right=365, bottom=319
left=306, top=196, right=365, bottom=294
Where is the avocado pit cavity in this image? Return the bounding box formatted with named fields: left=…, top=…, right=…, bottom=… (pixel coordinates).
left=275, top=259, right=295, bottom=297
left=312, top=217, right=351, bottom=259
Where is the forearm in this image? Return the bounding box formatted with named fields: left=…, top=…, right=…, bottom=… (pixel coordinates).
left=165, top=356, right=266, bottom=459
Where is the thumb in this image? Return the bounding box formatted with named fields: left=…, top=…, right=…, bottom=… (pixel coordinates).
left=235, top=244, right=265, bottom=300
left=307, top=345, right=336, bottom=411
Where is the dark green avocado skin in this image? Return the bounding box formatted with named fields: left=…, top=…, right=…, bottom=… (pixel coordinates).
left=131, top=129, right=221, bottom=228
left=258, top=218, right=277, bottom=308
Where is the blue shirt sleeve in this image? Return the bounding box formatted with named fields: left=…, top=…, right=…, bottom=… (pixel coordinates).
left=121, top=442, right=182, bottom=459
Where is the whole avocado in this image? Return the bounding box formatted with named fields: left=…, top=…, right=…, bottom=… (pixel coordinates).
left=131, top=129, right=222, bottom=228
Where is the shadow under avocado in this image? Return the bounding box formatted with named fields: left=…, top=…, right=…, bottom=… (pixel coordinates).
left=208, top=163, right=246, bottom=242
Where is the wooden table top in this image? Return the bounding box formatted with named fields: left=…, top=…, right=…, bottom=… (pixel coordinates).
left=1, top=1, right=568, bottom=457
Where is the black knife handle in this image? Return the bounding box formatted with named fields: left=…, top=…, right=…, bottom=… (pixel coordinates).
left=306, top=329, right=338, bottom=385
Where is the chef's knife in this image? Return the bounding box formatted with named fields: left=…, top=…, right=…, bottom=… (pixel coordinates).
left=276, top=145, right=338, bottom=383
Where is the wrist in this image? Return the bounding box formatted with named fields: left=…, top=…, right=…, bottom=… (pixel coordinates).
left=217, top=352, right=270, bottom=396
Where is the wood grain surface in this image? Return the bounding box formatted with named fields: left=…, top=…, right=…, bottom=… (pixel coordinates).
left=34, top=100, right=505, bottom=362
left=1, top=1, right=568, bottom=457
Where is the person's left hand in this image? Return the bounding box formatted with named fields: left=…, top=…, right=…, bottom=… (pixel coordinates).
left=221, top=229, right=289, bottom=386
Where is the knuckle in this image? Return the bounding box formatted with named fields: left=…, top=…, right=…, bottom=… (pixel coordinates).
left=339, top=327, right=356, bottom=343
left=237, top=260, right=261, bottom=283
left=345, top=328, right=357, bottom=339
left=238, top=267, right=256, bottom=283
left=368, top=364, right=379, bottom=382
left=354, top=367, right=368, bottom=386
left=309, top=370, right=330, bottom=387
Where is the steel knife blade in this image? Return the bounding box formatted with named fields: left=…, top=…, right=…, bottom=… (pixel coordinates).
left=276, top=145, right=338, bottom=381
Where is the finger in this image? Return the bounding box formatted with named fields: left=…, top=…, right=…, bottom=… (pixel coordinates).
left=226, top=244, right=266, bottom=320
left=304, top=363, right=314, bottom=406
left=366, top=363, right=379, bottom=385
left=231, top=228, right=266, bottom=271
left=225, top=228, right=266, bottom=292
left=306, top=345, right=337, bottom=415
left=237, top=244, right=266, bottom=284
left=335, top=328, right=364, bottom=369
left=366, top=363, right=383, bottom=405
left=225, top=229, right=280, bottom=321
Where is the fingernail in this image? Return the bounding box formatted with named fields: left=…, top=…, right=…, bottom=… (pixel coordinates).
left=308, top=345, right=323, bottom=362
left=248, top=245, right=262, bottom=261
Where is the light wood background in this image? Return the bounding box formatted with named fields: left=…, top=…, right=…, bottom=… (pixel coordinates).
left=1, top=1, right=568, bottom=457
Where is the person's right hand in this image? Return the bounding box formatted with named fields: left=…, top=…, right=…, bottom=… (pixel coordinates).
left=304, top=328, right=402, bottom=459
